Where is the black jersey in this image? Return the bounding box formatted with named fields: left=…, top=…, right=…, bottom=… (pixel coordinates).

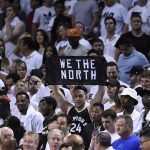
left=68, top=106, right=92, bottom=135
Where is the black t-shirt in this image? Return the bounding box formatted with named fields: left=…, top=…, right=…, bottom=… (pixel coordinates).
left=115, top=32, right=150, bottom=60
left=68, top=106, right=92, bottom=135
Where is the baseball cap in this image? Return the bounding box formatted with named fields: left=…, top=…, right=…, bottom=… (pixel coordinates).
left=121, top=88, right=138, bottom=105
left=106, top=78, right=120, bottom=88
left=129, top=66, right=144, bottom=75
left=66, top=28, right=81, bottom=37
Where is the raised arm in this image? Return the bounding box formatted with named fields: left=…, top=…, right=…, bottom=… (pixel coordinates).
left=49, top=85, right=73, bottom=114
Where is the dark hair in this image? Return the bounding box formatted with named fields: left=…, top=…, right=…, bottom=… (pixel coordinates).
left=140, top=128, right=150, bottom=138
left=30, top=69, right=43, bottom=79
left=6, top=73, right=20, bottom=83
left=16, top=91, right=29, bottom=100
left=90, top=38, right=104, bottom=47
left=35, top=29, right=49, bottom=50
left=87, top=49, right=100, bottom=56
left=131, top=12, right=142, bottom=21
left=104, top=16, right=116, bottom=25
left=57, top=113, right=71, bottom=125
left=54, top=0, right=65, bottom=7
left=107, top=61, right=118, bottom=71
left=141, top=70, right=150, bottom=78
left=92, top=102, right=104, bottom=111
left=47, top=115, right=58, bottom=125
left=96, top=132, right=111, bottom=147
left=101, top=109, right=116, bottom=120
left=117, top=36, right=133, bottom=47
left=20, top=37, right=35, bottom=50
left=40, top=96, right=57, bottom=111
left=42, top=43, right=58, bottom=64
left=74, top=21, right=85, bottom=32
left=73, top=85, right=88, bottom=94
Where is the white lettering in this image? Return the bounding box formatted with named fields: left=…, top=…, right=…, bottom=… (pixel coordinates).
left=69, top=70, right=74, bottom=79
left=91, top=70, right=96, bottom=80
left=75, top=59, right=81, bottom=69
left=76, top=70, right=81, bottom=79
left=90, top=60, right=96, bottom=69
left=61, top=70, right=67, bottom=79
left=67, top=59, right=72, bottom=68
left=83, top=59, right=89, bottom=69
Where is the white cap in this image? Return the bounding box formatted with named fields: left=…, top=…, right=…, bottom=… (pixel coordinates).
left=121, top=88, right=138, bottom=105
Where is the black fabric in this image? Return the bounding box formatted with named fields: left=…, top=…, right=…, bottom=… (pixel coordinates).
left=46, top=56, right=107, bottom=85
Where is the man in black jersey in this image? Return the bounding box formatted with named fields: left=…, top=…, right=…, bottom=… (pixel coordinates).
left=50, top=85, right=92, bottom=136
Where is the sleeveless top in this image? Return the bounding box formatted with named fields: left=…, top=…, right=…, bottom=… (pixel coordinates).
left=68, top=106, right=92, bottom=135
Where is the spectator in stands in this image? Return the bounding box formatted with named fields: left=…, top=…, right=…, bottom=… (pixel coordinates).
left=141, top=70, right=150, bottom=90
left=101, top=109, right=120, bottom=143
left=11, top=91, right=44, bottom=133
left=20, top=36, right=42, bottom=75
left=34, top=29, right=49, bottom=55
left=65, top=28, right=88, bottom=56
left=100, top=0, right=127, bottom=36
left=117, top=36, right=149, bottom=85
left=23, top=131, right=39, bottom=150
left=72, top=0, right=100, bottom=36
left=100, top=17, right=120, bottom=59
left=46, top=129, right=64, bottom=150
left=113, top=115, right=141, bottom=150
left=95, top=132, right=115, bottom=150
left=82, top=102, right=104, bottom=150
left=140, top=128, right=150, bottom=150
left=116, top=13, right=150, bottom=60
left=0, top=4, right=25, bottom=60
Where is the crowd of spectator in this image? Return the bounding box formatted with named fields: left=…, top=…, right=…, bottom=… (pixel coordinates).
left=0, top=0, right=150, bottom=150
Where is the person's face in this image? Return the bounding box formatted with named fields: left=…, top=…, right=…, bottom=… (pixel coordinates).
left=28, top=79, right=38, bottom=94
left=102, top=116, right=115, bottom=131
left=92, top=41, right=104, bottom=55
left=107, top=84, right=118, bottom=98
left=5, top=78, right=14, bottom=91
left=74, top=23, right=84, bottom=35
left=141, top=77, right=150, bottom=89
left=105, top=19, right=115, bottom=33
left=6, top=6, right=15, bottom=17
left=20, top=40, right=27, bottom=55
left=46, top=46, right=53, bottom=57
left=48, top=131, right=63, bottom=150
left=36, top=31, right=44, bottom=44
left=23, top=135, right=37, bottom=150
left=57, top=116, right=68, bottom=134
left=55, top=3, right=65, bottom=15
left=90, top=106, right=103, bottom=123
left=58, top=25, right=67, bottom=39
left=107, top=66, right=118, bottom=79
left=16, top=94, right=29, bottom=113
left=129, top=74, right=137, bottom=85
left=17, top=64, right=27, bottom=79
left=142, top=94, right=150, bottom=108
left=0, top=40, right=5, bottom=55
left=15, top=81, right=26, bottom=94
left=131, top=17, right=142, bottom=31
left=39, top=101, right=51, bottom=117
left=121, top=95, right=134, bottom=108
left=119, top=44, right=133, bottom=57
left=0, top=129, right=13, bottom=139
left=68, top=37, right=80, bottom=49
left=72, top=89, right=86, bottom=109
left=115, top=118, right=129, bottom=136
left=140, top=136, right=150, bottom=150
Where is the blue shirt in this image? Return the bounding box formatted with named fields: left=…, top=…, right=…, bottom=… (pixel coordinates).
left=112, top=135, right=141, bottom=150
left=117, top=50, right=149, bottom=85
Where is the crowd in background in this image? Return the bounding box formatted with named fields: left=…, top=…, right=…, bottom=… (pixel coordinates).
left=0, top=0, right=150, bottom=150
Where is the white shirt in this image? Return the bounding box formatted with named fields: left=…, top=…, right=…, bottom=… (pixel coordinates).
left=12, top=105, right=44, bottom=133
left=100, top=34, right=120, bottom=58
left=117, top=108, right=143, bottom=133
left=22, top=51, right=42, bottom=75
